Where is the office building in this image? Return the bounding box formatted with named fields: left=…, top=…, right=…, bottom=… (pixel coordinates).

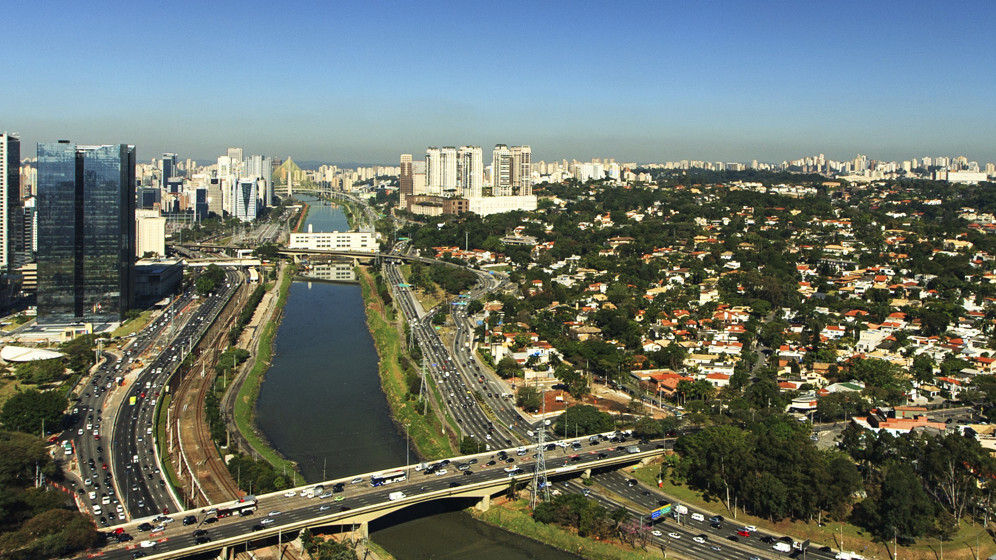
left=194, top=188, right=208, bottom=221
left=243, top=155, right=273, bottom=207
left=161, top=152, right=178, bottom=186
left=234, top=178, right=258, bottom=222
left=36, top=141, right=135, bottom=324
left=399, top=154, right=413, bottom=207
left=288, top=227, right=377, bottom=253
left=0, top=133, right=21, bottom=271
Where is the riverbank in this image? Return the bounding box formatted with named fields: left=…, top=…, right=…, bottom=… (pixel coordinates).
left=356, top=265, right=454, bottom=459
left=231, top=262, right=303, bottom=480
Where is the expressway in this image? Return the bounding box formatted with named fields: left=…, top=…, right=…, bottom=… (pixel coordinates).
left=109, top=269, right=242, bottom=520
left=89, top=435, right=666, bottom=559
left=62, top=268, right=242, bottom=528
left=383, top=259, right=529, bottom=449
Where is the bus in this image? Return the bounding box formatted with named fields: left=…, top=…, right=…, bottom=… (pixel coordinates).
left=216, top=496, right=258, bottom=518
left=129, top=396, right=137, bottom=406
left=370, top=469, right=407, bottom=487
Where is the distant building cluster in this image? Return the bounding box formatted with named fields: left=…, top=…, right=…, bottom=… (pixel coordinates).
left=399, top=145, right=538, bottom=217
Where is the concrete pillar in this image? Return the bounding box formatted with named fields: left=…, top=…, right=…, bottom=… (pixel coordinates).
left=218, top=545, right=229, bottom=560
left=359, top=521, right=369, bottom=539
left=475, top=494, right=491, bottom=512
left=582, top=468, right=592, bottom=479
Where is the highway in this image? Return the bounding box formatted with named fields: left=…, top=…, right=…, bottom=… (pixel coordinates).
left=62, top=267, right=242, bottom=528
left=90, top=435, right=666, bottom=559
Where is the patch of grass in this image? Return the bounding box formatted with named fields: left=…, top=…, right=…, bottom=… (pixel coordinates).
left=232, top=265, right=301, bottom=479
left=471, top=500, right=659, bottom=560
left=153, top=393, right=186, bottom=506
left=112, top=310, right=154, bottom=338
left=358, top=266, right=454, bottom=459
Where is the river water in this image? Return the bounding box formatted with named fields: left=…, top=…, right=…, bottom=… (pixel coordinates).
left=255, top=195, right=579, bottom=560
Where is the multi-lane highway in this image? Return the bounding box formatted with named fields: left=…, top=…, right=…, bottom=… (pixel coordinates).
left=90, top=435, right=666, bottom=559
left=63, top=268, right=242, bottom=528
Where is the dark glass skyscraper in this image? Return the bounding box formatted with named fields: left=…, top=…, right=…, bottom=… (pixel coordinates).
left=36, top=142, right=135, bottom=324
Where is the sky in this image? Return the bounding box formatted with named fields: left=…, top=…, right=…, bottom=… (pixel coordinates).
left=3, top=0, right=995, bottom=166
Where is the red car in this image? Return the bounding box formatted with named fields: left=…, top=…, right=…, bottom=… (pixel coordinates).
left=737, top=530, right=751, bottom=537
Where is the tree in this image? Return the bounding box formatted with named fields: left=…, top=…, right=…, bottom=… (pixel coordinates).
left=553, top=404, right=613, bottom=437
left=0, top=390, right=67, bottom=435
left=554, top=363, right=589, bottom=398
left=862, top=461, right=934, bottom=541
left=460, top=436, right=482, bottom=455
left=516, top=386, right=542, bottom=412
left=496, top=356, right=521, bottom=379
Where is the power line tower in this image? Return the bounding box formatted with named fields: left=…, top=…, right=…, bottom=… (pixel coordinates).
left=531, top=389, right=549, bottom=508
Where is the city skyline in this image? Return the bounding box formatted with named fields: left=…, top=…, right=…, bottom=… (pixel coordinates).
left=3, top=1, right=994, bottom=164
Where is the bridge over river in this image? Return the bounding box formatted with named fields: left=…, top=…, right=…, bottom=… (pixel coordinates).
left=89, top=436, right=667, bottom=559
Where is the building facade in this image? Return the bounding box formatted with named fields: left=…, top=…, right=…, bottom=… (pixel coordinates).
left=36, top=141, right=135, bottom=324
left=287, top=229, right=377, bottom=252
left=0, top=133, right=20, bottom=271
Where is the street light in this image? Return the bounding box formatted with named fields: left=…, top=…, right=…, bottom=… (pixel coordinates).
left=405, top=423, right=410, bottom=477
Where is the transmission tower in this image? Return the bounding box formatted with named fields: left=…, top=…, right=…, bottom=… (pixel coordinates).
left=531, top=389, right=549, bottom=508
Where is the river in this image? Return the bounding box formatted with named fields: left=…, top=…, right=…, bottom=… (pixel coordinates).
left=255, top=195, right=578, bottom=559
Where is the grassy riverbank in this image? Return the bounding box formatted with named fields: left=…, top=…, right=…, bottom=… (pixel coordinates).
left=232, top=263, right=302, bottom=480
left=357, top=266, right=454, bottom=459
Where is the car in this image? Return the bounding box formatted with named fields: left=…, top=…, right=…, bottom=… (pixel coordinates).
left=284, top=491, right=297, bottom=497
left=693, top=535, right=707, bottom=544
left=760, top=536, right=775, bottom=544
left=203, top=517, right=218, bottom=524
left=690, top=512, right=704, bottom=522
left=743, top=525, right=757, bottom=532
left=140, top=540, right=157, bottom=548
left=667, top=532, right=681, bottom=539
left=435, top=469, right=448, bottom=476
left=737, top=529, right=751, bottom=537
left=448, top=481, right=461, bottom=488
left=132, top=552, right=147, bottom=559
left=319, top=491, right=333, bottom=499
left=727, top=535, right=740, bottom=542
left=651, top=530, right=662, bottom=537
left=267, top=510, right=282, bottom=516
left=137, top=523, right=153, bottom=532
left=251, top=524, right=264, bottom=532
left=710, top=545, right=722, bottom=552
left=117, top=533, right=133, bottom=542
left=626, top=478, right=638, bottom=487
left=260, top=518, right=275, bottom=525
left=350, top=477, right=363, bottom=484
left=334, top=496, right=345, bottom=502
left=193, top=529, right=208, bottom=537
left=319, top=504, right=333, bottom=511
left=183, top=515, right=197, bottom=526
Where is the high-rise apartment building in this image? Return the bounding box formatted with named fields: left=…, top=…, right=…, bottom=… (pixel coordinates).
left=458, top=146, right=483, bottom=198
left=425, top=147, right=441, bottom=194
left=491, top=144, right=512, bottom=196
left=36, top=141, right=135, bottom=324
left=511, top=145, right=532, bottom=195
left=439, top=146, right=458, bottom=194
left=0, top=133, right=21, bottom=271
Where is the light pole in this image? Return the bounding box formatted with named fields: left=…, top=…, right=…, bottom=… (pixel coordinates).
left=405, top=424, right=410, bottom=477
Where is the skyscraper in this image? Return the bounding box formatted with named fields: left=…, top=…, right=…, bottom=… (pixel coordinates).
left=0, top=133, right=21, bottom=271
left=399, top=154, right=413, bottom=207
left=36, top=141, right=135, bottom=324
left=491, top=144, right=512, bottom=196
left=511, top=145, right=532, bottom=195
left=457, top=146, right=483, bottom=198
left=234, top=178, right=258, bottom=222
left=425, top=147, right=441, bottom=194
left=439, top=146, right=458, bottom=194
left=161, top=152, right=178, bottom=186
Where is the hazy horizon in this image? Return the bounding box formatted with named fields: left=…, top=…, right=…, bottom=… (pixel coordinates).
left=4, top=1, right=994, bottom=166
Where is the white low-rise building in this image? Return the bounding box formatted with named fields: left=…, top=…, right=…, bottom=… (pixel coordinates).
left=288, top=228, right=377, bottom=253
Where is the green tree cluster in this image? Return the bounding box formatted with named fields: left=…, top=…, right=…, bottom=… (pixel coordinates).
left=553, top=405, right=613, bottom=437
left=533, top=493, right=617, bottom=539
left=0, top=390, right=67, bottom=435
left=226, top=454, right=291, bottom=494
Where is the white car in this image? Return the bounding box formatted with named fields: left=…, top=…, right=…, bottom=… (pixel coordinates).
left=651, top=530, right=662, bottom=537
left=693, top=536, right=706, bottom=544
left=743, top=525, right=757, bottom=532
left=435, top=469, right=448, bottom=476
left=284, top=491, right=297, bottom=498
left=668, top=532, right=681, bottom=539
left=140, top=540, right=157, bottom=548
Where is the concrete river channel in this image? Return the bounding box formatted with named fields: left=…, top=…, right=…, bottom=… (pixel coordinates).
left=255, top=195, right=579, bottom=559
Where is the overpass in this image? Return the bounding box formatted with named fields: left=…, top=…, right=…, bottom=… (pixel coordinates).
left=90, top=436, right=667, bottom=559
left=177, top=242, right=468, bottom=268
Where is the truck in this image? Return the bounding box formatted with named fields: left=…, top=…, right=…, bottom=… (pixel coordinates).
left=772, top=542, right=792, bottom=553
left=388, top=491, right=406, bottom=501
left=625, top=445, right=641, bottom=454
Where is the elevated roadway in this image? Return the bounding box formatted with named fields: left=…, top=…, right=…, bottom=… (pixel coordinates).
left=87, top=436, right=666, bottom=559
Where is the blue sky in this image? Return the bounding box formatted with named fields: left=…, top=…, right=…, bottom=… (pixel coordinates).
left=4, top=0, right=994, bottom=166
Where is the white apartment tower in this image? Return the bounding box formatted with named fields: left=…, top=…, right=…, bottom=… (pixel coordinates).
left=491, top=144, right=513, bottom=196
left=425, top=147, right=441, bottom=194
left=511, top=145, right=532, bottom=195
left=458, top=146, right=483, bottom=198
left=439, top=146, right=459, bottom=194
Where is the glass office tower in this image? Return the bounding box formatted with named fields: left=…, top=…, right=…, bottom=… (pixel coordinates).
left=37, top=142, right=135, bottom=324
